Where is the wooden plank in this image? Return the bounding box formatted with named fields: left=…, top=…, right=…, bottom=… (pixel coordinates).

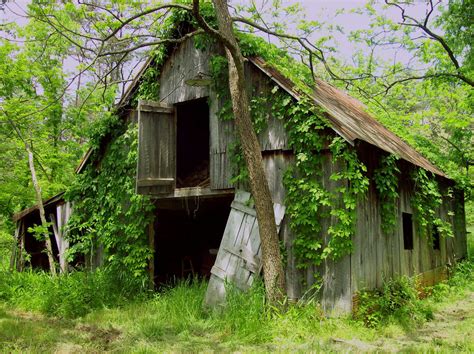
left=204, top=190, right=286, bottom=307
left=231, top=200, right=256, bottom=217
left=10, top=221, right=20, bottom=271
left=138, top=100, right=173, bottom=113
left=159, top=38, right=213, bottom=105
left=148, top=221, right=155, bottom=289
left=137, top=178, right=175, bottom=187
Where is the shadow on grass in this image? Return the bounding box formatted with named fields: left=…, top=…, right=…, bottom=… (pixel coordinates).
left=0, top=305, right=121, bottom=352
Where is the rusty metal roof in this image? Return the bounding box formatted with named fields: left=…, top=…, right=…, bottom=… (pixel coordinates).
left=249, top=56, right=447, bottom=178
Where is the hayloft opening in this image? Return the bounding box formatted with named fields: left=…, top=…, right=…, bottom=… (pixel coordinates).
left=153, top=194, right=233, bottom=285
left=176, top=98, right=210, bottom=188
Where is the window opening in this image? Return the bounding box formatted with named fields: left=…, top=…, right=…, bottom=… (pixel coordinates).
left=432, top=228, right=440, bottom=250
left=402, top=212, right=414, bottom=250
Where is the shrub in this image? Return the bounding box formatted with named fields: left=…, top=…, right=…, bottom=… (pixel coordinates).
left=354, top=276, right=433, bottom=328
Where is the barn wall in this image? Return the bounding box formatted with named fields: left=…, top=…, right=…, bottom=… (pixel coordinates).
left=157, top=39, right=292, bottom=191
left=262, top=148, right=352, bottom=314
left=351, top=144, right=465, bottom=295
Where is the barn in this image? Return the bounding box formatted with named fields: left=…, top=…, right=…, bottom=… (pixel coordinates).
left=12, top=30, right=467, bottom=314
left=11, top=193, right=72, bottom=273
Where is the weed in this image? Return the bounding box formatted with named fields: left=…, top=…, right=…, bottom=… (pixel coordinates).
left=0, top=268, right=149, bottom=318
left=355, top=276, right=433, bottom=328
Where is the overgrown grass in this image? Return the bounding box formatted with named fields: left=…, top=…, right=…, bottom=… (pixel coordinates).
left=0, top=231, right=473, bottom=351
left=354, top=276, right=434, bottom=328
left=0, top=268, right=149, bottom=319
left=0, top=261, right=473, bottom=352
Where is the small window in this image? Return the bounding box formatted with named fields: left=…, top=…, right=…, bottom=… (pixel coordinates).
left=402, top=212, right=413, bottom=250
left=432, top=228, right=440, bottom=250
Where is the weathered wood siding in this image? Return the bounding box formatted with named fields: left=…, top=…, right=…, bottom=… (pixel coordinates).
left=159, top=39, right=213, bottom=105
left=157, top=39, right=292, bottom=191
left=351, top=144, right=463, bottom=295
left=452, top=189, right=467, bottom=260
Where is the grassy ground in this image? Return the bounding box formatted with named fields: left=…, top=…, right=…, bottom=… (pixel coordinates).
left=1, top=266, right=473, bottom=353
left=1, top=232, right=472, bottom=352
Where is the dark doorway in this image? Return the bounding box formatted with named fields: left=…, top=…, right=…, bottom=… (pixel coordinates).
left=153, top=194, right=233, bottom=285
left=176, top=98, right=210, bottom=188
left=23, top=213, right=59, bottom=270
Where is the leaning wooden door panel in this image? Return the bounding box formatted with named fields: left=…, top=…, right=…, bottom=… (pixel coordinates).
left=136, top=100, right=176, bottom=196
left=204, top=190, right=285, bottom=307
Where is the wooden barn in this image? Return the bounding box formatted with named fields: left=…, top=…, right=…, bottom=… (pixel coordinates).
left=11, top=193, right=72, bottom=273
left=19, top=33, right=467, bottom=314
left=76, top=35, right=465, bottom=313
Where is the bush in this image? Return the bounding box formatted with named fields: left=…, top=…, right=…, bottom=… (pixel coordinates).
left=0, top=268, right=149, bottom=318
left=355, top=276, right=433, bottom=328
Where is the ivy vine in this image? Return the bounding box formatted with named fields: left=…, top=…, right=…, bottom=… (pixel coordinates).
left=65, top=119, right=155, bottom=281
left=282, top=93, right=369, bottom=267
left=374, top=154, right=400, bottom=234
left=411, top=168, right=453, bottom=240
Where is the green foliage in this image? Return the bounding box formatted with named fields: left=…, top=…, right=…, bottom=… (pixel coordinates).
left=0, top=269, right=147, bottom=319
left=65, top=119, right=155, bottom=281
left=374, top=154, right=400, bottom=233
left=282, top=95, right=368, bottom=267
left=0, top=225, right=14, bottom=270
left=355, top=276, right=433, bottom=328
left=411, top=168, right=453, bottom=239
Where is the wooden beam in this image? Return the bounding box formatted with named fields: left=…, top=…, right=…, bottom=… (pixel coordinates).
left=148, top=220, right=155, bottom=290
left=138, top=100, right=174, bottom=113
left=157, top=187, right=235, bottom=200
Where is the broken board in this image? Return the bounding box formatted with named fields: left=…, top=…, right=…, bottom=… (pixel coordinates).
left=204, top=190, right=285, bottom=307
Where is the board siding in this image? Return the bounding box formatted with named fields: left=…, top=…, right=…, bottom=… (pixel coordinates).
left=136, top=101, right=176, bottom=195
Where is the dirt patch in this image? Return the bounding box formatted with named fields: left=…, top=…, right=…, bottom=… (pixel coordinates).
left=374, top=291, right=474, bottom=351
left=75, top=323, right=122, bottom=349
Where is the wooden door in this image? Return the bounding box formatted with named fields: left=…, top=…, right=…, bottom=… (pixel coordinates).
left=136, top=100, right=176, bottom=196
left=204, top=190, right=285, bottom=307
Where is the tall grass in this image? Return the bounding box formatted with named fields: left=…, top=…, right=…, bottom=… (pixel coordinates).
left=0, top=268, right=148, bottom=318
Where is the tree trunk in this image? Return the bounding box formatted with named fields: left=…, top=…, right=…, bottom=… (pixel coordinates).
left=27, top=144, right=57, bottom=276
left=209, top=0, right=286, bottom=304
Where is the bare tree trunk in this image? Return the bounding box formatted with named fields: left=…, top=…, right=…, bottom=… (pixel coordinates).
left=26, top=143, right=57, bottom=276
left=194, top=0, right=286, bottom=304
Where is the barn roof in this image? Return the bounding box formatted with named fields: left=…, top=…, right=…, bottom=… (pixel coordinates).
left=12, top=192, right=65, bottom=222
left=249, top=57, right=446, bottom=177
left=75, top=40, right=447, bottom=179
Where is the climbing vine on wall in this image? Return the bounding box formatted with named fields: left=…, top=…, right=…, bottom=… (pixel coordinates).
left=210, top=38, right=370, bottom=268
left=282, top=94, right=369, bottom=267
left=374, top=154, right=400, bottom=234
left=411, top=168, right=453, bottom=239
left=65, top=118, right=155, bottom=281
